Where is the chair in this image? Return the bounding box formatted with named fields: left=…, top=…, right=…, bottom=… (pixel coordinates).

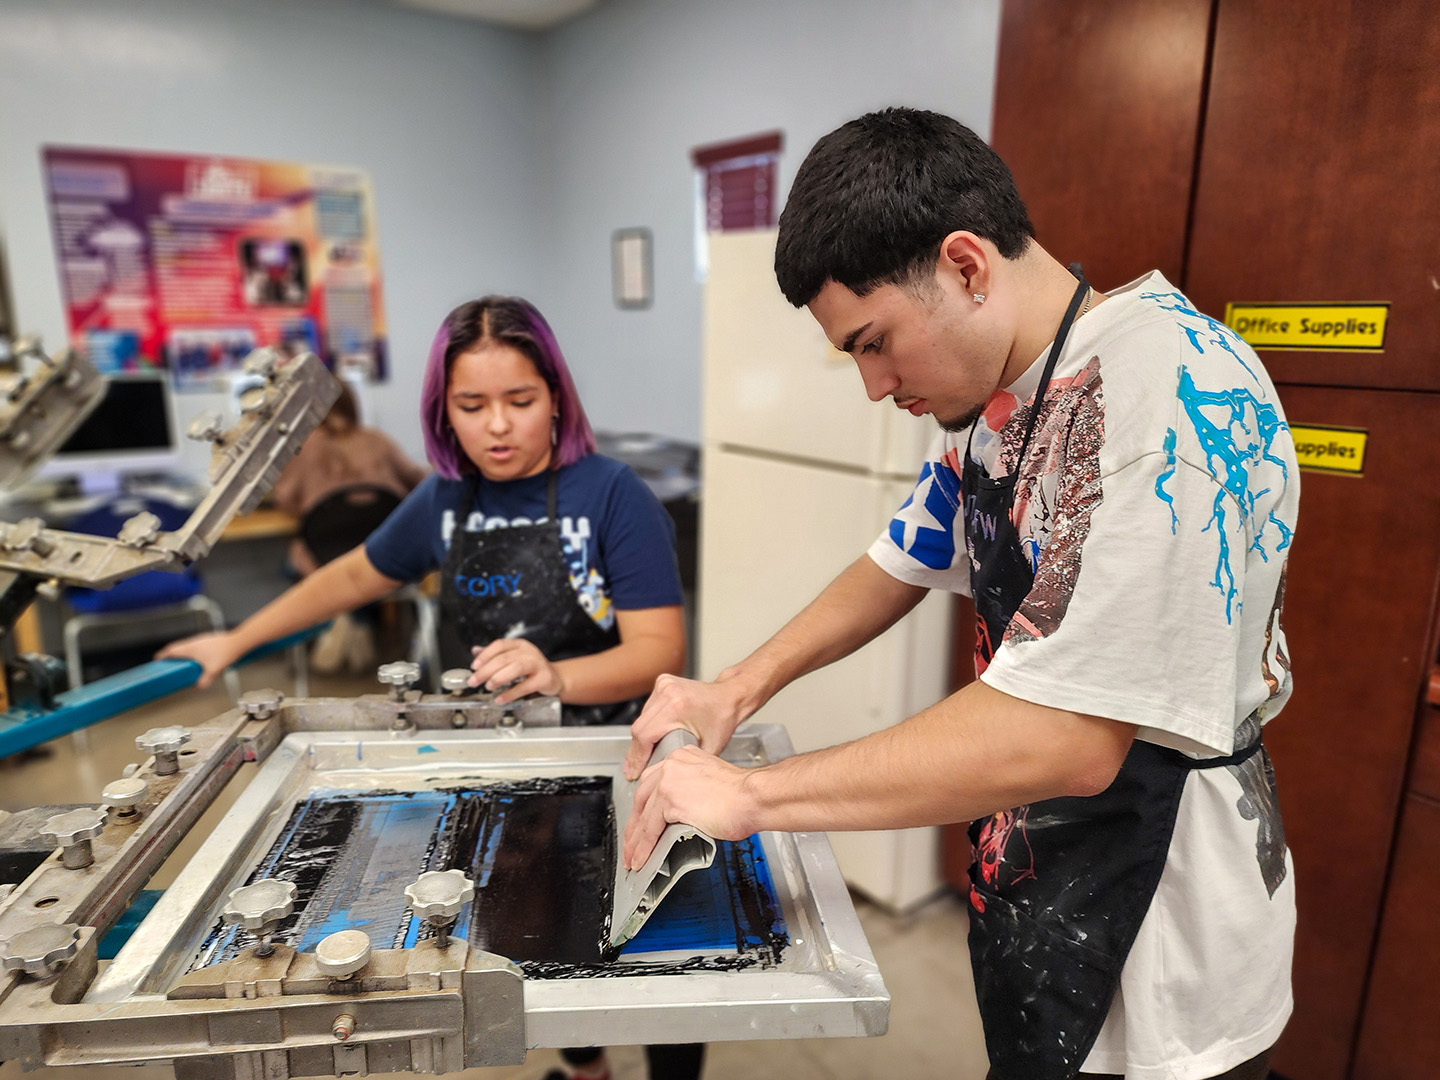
left=298, top=485, right=440, bottom=685
left=62, top=495, right=241, bottom=701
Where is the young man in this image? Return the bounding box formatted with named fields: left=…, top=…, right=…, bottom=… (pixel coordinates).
left=622, top=108, right=1296, bottom=1080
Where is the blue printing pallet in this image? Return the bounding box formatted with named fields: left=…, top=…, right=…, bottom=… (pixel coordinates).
left=0, top=627, right=323, bottom=759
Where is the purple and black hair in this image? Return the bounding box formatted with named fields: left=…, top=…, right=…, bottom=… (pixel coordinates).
left=420, top=296, right=596, bottom=479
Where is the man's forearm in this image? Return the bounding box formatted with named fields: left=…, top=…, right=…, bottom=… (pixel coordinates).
left=739, top=679, right=1137, bottom=834
left=722, top=554, right=928, bottom=716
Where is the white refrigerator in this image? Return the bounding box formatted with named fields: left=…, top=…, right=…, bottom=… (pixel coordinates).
left=698, top=229, right=954, bottom=913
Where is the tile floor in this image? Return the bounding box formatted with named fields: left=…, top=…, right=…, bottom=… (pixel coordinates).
left=0, top=656, right=990, bottom=1080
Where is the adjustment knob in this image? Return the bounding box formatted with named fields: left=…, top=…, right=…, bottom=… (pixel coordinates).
left=242, top=347, right=280, bottom=379
left=223, top=878, right=297, bottom=931
left=440, top=669, right=473, bottom=696
left=240, top=688, right=284, bottom=719
left=404, top=869, right=474, bottom=923
left=377, top=661, right=421, bottom=690
left=136, top=725, right=190, bottom=754
left=101, top=776, right=149, bottom=816
left=43, top=806, right=107, bottom=845
left=136, top=726, right=190, bottom=775
left=186, top=410, right=225, bottom=443
left=0, top=924, right=81, bottom=978
left=117, top=511, right=163, bottom=547
left=314, top=929, right=372, bottom=979
left=3, top=518, right=54, bottom=557
left=43, top=807, right=108, bottom=869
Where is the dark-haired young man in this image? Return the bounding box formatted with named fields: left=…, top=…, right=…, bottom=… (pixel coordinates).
left=622, top=109, right=1296, bottom=1080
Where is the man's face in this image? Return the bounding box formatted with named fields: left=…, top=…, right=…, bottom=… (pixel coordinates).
left=807, top=273, right=1011, bottom=432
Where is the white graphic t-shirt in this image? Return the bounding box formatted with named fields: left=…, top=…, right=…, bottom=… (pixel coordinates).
left=868, top=272, right=1298, bottom=1079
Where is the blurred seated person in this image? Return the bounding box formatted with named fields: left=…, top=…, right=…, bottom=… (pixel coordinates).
left=270, top=382, right=428, bottom=672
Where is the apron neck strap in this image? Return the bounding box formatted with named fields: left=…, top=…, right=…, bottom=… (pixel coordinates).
left=458, top=468, right=559, bottom=523
left=968, top=267, right=1090, bottom=477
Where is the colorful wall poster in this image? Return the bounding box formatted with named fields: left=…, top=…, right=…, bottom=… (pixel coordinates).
left=42, top=146, right=387, bottom=389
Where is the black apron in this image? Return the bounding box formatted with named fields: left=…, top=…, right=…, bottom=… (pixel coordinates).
left=961, top=270, right=1263, bottom=1079
left=438, top=470, right=647, bottom=726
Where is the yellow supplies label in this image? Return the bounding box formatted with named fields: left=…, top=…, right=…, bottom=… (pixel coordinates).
left=1289, top=425, right=1367, bottom=476
left=1223, top=302, right=1389, bottom=352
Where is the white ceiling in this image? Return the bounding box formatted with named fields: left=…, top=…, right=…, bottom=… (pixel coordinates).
left=393, top=0, right=599, bottom=32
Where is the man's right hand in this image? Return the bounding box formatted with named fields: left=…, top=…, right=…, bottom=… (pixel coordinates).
left=623, top=672, right=750, bottom=781
left=156, top=632, right=241, bottom=690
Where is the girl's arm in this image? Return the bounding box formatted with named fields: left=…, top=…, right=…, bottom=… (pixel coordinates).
left=470, top=605, right=685, bottom=705
left=158, top=546, right=402, bottom=687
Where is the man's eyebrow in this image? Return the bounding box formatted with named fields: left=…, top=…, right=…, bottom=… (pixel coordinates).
left=841, top=321, right=874, bottom=354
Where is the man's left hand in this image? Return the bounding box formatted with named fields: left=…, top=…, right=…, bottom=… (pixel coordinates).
left=623, top=746, right=755, bottom=870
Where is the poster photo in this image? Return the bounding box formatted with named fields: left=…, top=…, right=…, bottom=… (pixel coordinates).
left=42, top=146, right=387, bottom=389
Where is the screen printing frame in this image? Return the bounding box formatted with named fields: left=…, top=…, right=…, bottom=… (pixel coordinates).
left=86, top=722, right=889, bottom=1051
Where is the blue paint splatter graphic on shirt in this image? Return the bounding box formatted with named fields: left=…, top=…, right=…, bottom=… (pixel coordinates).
left=1156, top=427, right=1179, bottom=534
left=1143, top=291, right=1292, bottom=624
left=1174, top=367, right=1292, bottom=622
left=1141, top=289, right=1262, bottom=384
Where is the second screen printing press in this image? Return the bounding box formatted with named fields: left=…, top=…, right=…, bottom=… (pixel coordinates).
left=0, top=664, right=889, bottom=1078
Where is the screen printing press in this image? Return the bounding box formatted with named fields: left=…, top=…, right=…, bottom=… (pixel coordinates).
left=0, top=674, right=889, bottom=1078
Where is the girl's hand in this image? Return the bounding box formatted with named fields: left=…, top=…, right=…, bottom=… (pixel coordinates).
left=156, top=632, right=241, bottom=690
left=469, top=638, right=563, bottom=704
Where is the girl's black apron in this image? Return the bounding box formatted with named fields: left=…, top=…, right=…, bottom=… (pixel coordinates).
left=961, top=271, right=1262, bottom=1079
left=438, top=470, right=646, bottom=726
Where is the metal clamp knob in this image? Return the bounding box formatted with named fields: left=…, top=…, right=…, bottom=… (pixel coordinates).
left=43, top=807, right=108, bottom=869
left=378, top=661, right=421, bottom=689
left=314, top=929, right=372, bottom=979
left=136, top=726, right=190, bottom=775
left=186, top=410, right=225, bottom=443
left=101, top=776, right=149, bottom=819
left=0, top=924, right=81, bottom=978
left=223, top=878, right=297, bottom=957
left=241, top=347, right=280, bottom=379
left=223, top=878, right=297, bottom=930
left=440, top=669, right=474, bottom=696
left=2, top=517, right=54, bottom=557
left=117, top=511, right=163, bottom=548
left=404, top=869, right=474, bottom=938
left=240, top=688, right=284, bottom=720
left=378, top=661, right=422, bottom=703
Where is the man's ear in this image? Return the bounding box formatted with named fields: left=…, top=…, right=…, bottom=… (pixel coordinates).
left=937, top=231, right=992, bottom=301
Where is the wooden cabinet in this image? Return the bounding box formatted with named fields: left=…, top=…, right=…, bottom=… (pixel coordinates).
left=1184, top=1, right=1440, bottom=392
left=981, top=2, right=1440, bottom=1076
left=1259, top=389, right=1440, bottom=1079
left=1352, top=785, right=1440, bottom=1078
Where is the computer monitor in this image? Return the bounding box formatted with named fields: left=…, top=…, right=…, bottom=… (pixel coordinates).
left=33, top=374, right=180, bottom=495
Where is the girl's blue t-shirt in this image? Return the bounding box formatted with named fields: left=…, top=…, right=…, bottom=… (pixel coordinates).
left=364, top=453, right=682, bottom=632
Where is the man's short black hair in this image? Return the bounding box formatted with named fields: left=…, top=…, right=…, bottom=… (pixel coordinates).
left=774, top=108, right=1035, bottom=307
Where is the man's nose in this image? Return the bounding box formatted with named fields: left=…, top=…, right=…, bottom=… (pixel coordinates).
left=857, top=362, right=898, bottom=403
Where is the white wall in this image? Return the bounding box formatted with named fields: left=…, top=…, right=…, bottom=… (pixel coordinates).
left=536, top=0, right=1003, bottom=441
left=0, top=0, right=547, bottom=471
left=0, top=0, right=1004, bottom=462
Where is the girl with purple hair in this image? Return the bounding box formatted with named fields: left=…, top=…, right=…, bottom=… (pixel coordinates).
left=163, top=296, right=700, bottom=1079
left=161, top=295, right=686, bottom=728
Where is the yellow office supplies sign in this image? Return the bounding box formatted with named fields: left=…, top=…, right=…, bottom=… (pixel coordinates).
left=1289, top=425, right=1368, bottom=476
left=1223, top=302, right=1389, bottom=352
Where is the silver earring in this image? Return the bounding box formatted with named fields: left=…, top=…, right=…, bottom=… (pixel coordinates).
left=973, top=293, right=986, bottom=304
left=551, top=415, right=558, bottom=447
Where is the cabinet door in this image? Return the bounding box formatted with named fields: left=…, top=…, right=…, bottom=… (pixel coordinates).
left=990, top=0, right=1211, bottom=292
left=1263, top=386, right=1440, bottom=1080
left=1351, top=793, right=1440, bottom=1079
left=1185, top=1, right=1440, bottom=390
